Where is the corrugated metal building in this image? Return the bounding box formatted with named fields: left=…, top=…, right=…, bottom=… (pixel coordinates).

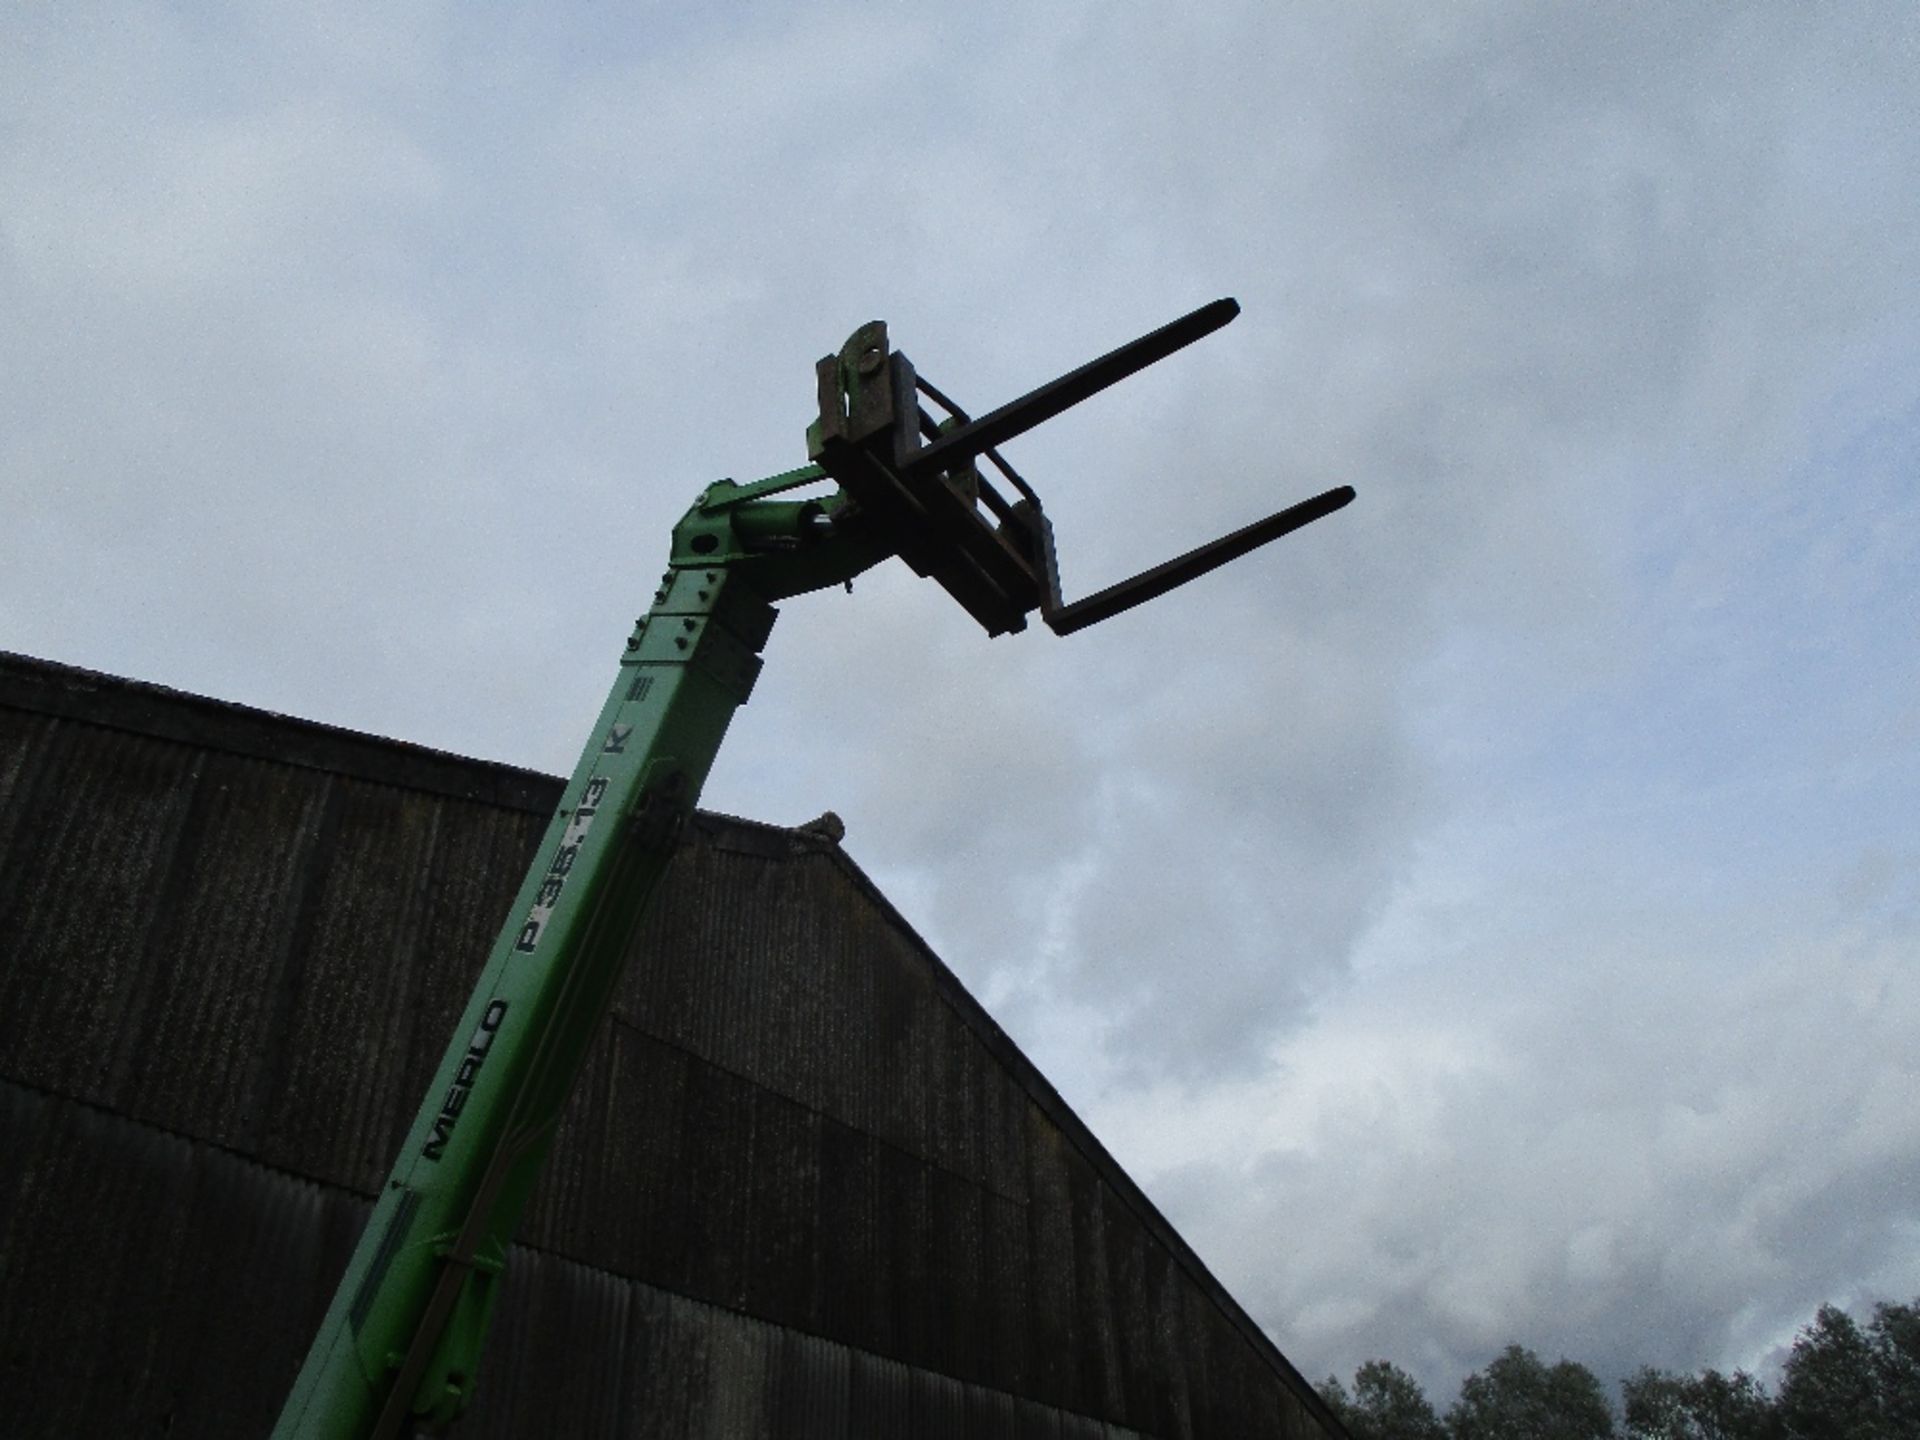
left=0, top=652, right=1345, bottom=1438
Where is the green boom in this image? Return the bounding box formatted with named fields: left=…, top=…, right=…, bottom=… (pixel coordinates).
left=271, top=302, right=1353, bottom=1435
left=271, top=470, right=883, bottom=1437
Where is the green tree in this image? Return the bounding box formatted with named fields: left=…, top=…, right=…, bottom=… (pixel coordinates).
left=1448, top=1344, right=1616, bottom=1440
left=1779, top=1304, right=1880, bottom=1437
left=1323, top=1374, right=1362, bottom=1432
left=1621, top=1365, right=1779, bottom=1440
left=1776, top=1298, right=1920, bottom=1439
left=1319, top=1360, right=1448, bottom=1440
left=1870, top=1299, right=1920, bottom=1435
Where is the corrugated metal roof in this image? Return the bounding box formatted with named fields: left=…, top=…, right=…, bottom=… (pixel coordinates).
left=0, top=651, right=1346, bottom=1438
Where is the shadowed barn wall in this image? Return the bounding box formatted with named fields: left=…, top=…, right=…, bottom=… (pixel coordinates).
left=0, top=653, right=1345, bottom=1439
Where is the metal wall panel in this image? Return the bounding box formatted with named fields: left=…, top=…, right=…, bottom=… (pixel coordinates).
left=0, top=724, right=200, bottom=1104
left=1026, top=1112, right=1083, bottom=1410
left=2, top=1082, right=347, bottom=1436
left=766, top=1323, right=851, bottom=1440
left=1017, top=1395, right=1066, bottom=1440
left=910, top=1365, right=968, bottom=1440
left=474, top=1246, right=632, bottom=1440
left=257, top=776, right=443, bottom=1185
left=4, top=1074, right=1197, bottom=1439
left=118, top=751, right=336, bottom=1149
left=847, top=1349, right=912, bottom=1435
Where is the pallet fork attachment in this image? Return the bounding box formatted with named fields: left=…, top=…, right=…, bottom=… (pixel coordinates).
left=807, top=297, right=1353, bottom=636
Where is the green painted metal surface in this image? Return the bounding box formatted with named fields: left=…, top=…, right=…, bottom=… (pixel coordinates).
left=272, top=474, right=883, bottom=1437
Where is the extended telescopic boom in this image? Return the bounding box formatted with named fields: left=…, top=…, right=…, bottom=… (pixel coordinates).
left=272, top=300, right=1352, bottom=1437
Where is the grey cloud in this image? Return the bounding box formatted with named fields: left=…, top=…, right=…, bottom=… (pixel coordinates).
left=1125, top=904, right=1920, bottom=1401
left=4, top=0, right=1917, bottom=1410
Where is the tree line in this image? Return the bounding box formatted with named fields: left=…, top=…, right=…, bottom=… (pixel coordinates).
left=1318, top=1295, right=1919, bottom=1438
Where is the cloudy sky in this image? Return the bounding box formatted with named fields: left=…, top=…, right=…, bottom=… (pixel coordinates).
left=5, top=1, right=1916, bottom=1408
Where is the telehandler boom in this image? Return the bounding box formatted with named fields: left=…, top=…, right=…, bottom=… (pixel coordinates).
left=272, top=299, right=1352, bottom=1437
